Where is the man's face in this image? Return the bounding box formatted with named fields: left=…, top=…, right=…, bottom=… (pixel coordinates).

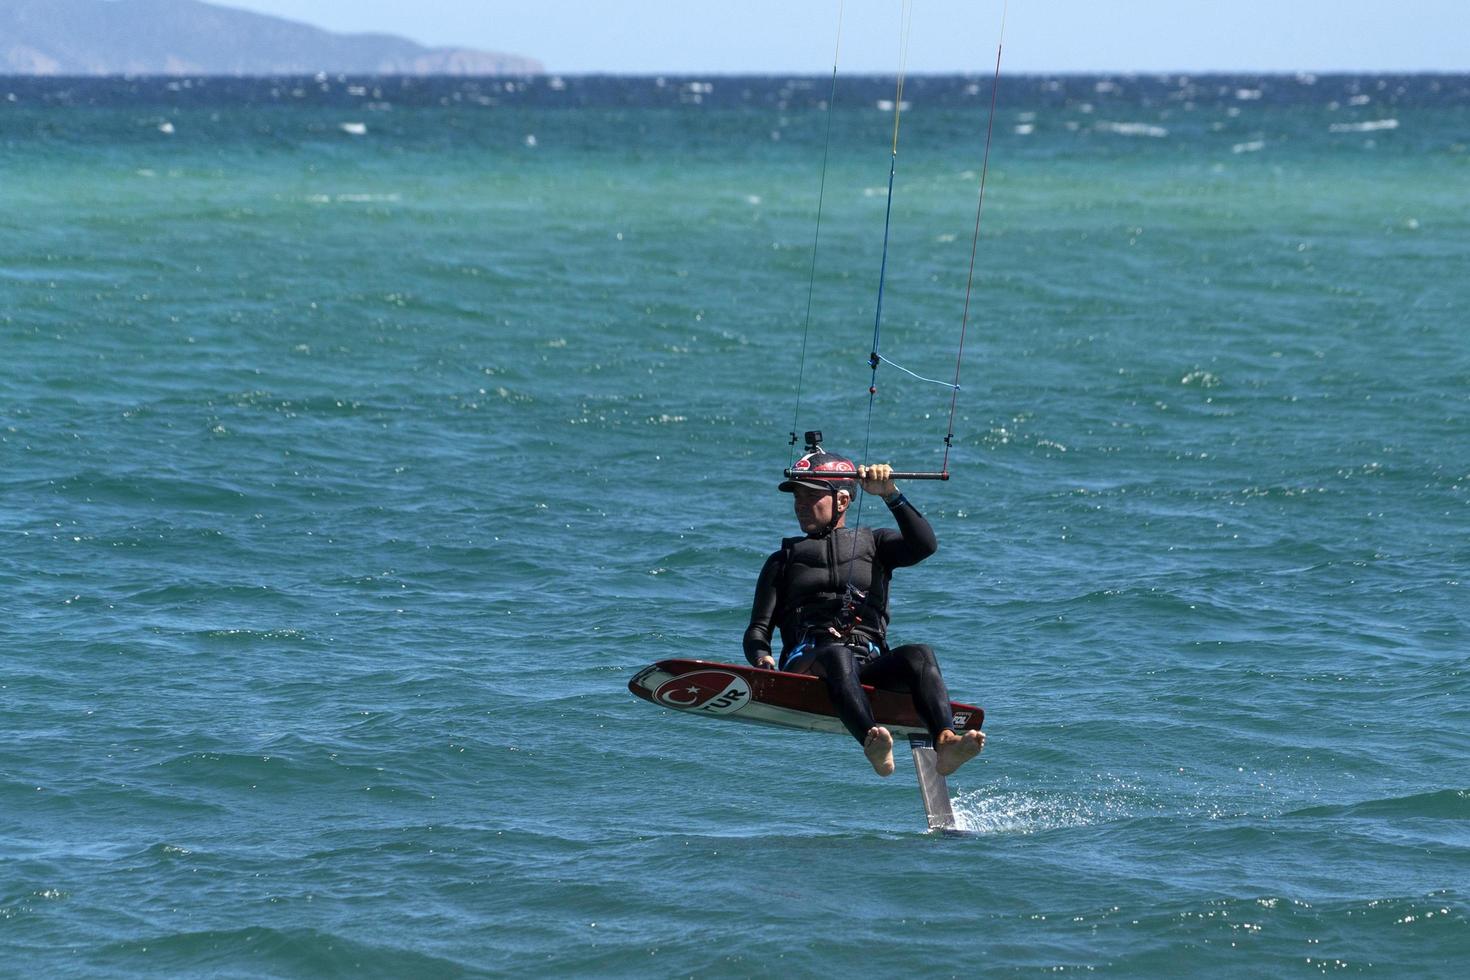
left=792, top=486, right=848, bottom=533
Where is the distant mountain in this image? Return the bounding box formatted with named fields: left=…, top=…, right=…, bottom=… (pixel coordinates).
left=0, top=0, right=542, bottom=75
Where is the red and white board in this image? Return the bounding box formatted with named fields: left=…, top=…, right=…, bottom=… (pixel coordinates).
left=627, top=658, right=984, bottom=740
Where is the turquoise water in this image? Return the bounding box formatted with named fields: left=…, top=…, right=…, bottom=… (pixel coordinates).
left=3, top=74, right=1468, bottom=975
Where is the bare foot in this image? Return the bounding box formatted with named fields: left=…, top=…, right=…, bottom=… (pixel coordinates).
left=863, top=726, right=895, bottom=777
left=934, top=729, right=985, bottom=776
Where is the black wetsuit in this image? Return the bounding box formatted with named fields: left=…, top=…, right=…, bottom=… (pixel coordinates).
left=743, top=496, right=956, bottom=743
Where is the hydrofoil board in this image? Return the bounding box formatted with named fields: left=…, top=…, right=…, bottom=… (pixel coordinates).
left=628, top=659, right=982, bottom=832
left=627, top=658, right=983, bottom=739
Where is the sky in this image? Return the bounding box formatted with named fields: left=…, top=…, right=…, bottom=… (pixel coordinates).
left=210, top=1, right=1467, bottom=74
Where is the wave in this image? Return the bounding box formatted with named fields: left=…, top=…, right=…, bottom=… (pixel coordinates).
left=1097, top=893, right=1467, bottom=974
left=1287, top=788, right=1470, bottom=820
left=89, top=926, right=471, bottom=977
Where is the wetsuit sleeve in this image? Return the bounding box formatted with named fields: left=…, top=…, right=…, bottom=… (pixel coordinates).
left=742, top=551, right=784, bottom=665
left=875, top=498, right=938, bottom=568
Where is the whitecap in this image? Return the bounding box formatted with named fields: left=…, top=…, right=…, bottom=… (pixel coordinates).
left=1014, top=123, right=1035, bottom=135
left=339, top=121, right=367, bottom=136
left=875, top=99, right=912, bottom=112
left=1232, top=139, right=1266, bottom=154
left=1235, top=88, right=1263, bottom=101
left=1181, top=369, right=1221, bottom=387
left=1330, top=119, right=1399, bottom=133
left=1097, top=121, right=1169, bottom=138
left=157, top=121, right=175, bottom=135
left=524, top=134, right=537, bottom=147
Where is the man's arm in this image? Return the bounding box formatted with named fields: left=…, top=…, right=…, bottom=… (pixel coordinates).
left=742, top=552, right=782, bottom=667
left=858, top=463, right=938, bottom=568
left=878, top=493, right=938, bottom=568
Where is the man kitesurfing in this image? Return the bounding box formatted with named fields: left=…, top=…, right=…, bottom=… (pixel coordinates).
left=743, top=437, right=985, bottom=778
left=631, top=2, right=1004, bottom=829
left=732, top=1, right=1004, bottom=786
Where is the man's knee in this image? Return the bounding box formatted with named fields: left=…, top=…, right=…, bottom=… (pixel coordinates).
left=896, top=643, right=939, bottom=672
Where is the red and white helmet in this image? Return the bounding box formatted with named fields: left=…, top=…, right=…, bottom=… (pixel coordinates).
left=779, top=451, right=857, bottom=495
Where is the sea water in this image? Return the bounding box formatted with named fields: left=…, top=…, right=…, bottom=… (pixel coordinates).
left=2, top=73, right=1468, bottom=975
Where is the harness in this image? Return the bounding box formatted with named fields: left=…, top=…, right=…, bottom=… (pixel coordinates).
left=775, top=526, right=891, bottom=661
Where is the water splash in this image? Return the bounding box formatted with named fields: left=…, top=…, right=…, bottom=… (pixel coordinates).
left=951, top=778, right=1151, bottom=836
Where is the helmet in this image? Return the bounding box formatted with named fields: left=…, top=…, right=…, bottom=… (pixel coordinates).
left=780, top=451, right=857, bottom=494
